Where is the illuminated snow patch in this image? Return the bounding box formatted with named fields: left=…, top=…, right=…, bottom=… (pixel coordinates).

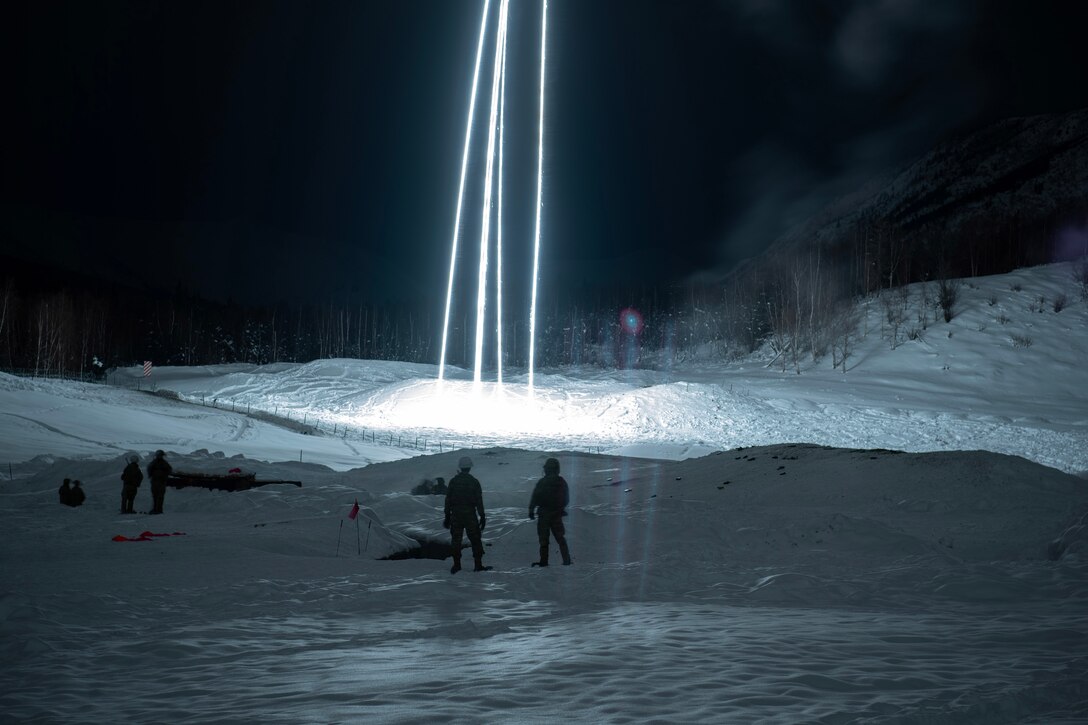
left=363, top=379, right=601, bottom=439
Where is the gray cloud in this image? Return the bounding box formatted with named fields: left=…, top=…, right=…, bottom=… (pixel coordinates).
left=834, top=0, right=967, bottom=86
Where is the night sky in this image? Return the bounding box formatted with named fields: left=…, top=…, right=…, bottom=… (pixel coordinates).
left=4, top=0, right=1088, bottom=308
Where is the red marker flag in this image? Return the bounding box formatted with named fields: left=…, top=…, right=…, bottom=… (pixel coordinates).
left=348, top=500, right=360, bottom=520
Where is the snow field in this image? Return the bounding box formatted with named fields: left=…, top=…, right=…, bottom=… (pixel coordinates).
left=1, top=262, right=1087, bottom=722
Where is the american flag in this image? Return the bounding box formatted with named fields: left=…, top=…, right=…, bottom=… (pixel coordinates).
left=143, top=361, right=152, bottom=377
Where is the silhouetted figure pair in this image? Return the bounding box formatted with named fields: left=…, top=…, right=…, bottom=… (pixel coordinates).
left=59, top=478, right=85, bottom=507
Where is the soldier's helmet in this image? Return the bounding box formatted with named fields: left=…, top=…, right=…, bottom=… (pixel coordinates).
left=544, top=457, right=560, bottom=474
left=155, top=450, right=165, bottom=458
left=458, top=456, right=473, bottom=471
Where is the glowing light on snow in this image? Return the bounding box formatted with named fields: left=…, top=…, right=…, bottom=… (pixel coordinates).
left=528, top=0, right=548, bottom=392
left=374, top=379, right=603, bottom=441
left=439, top=0, right=492, bottom=383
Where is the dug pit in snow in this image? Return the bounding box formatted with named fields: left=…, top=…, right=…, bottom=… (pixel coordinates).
left=382, top=536, right=456, bottom=561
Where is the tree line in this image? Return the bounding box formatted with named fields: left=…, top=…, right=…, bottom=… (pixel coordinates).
left=1, top=203, right=1083, bottom=377
left=0, top=278, right=440, bottom=376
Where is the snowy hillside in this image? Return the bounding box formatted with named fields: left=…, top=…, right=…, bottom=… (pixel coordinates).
left=4, top=262, right=1085, bottom=475
left=2, top=262, right=1087, bottom=723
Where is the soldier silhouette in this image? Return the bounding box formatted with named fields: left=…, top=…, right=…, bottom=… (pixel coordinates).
left=146, top=450, right=172, bottom=515
left=120, top=454, right=142, bottom=514
left=529, top=457, right=572, bottom=566
left=443, top=456, right=489, bottom=573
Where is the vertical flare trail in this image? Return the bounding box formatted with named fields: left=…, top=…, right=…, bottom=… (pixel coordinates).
left=439, top=0, right=491, bottom=382
left=474, top=0, right=509, bottom=384
left=528, top=0, right=547, bottom=391
left=496, top=7, right=509, bottom=385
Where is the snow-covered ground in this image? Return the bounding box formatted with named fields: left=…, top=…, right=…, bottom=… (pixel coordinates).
left=1, top=262, right=1087, bottom=723
left=5, top=263, right=1085, bottom=476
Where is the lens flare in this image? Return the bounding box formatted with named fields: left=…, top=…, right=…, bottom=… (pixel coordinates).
left=620, top=307, right=644, bottom=335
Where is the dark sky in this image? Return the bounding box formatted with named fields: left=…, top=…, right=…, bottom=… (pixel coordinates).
left=4, top=0, right=1088, bottom=308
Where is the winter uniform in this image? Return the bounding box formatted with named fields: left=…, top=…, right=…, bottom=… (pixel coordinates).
left=146, top=450, right=172, bottom=515
left=59, top=478, right=72, bottom=506
left=528, top=458, right=572, bottom=566
left=121, top=457, right=143, bottom=513
left=443, top=457, right=487, bottom=573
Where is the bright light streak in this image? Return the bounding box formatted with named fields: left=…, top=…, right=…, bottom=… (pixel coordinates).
left=474, top=0, right=510, bottom=384
left=528, top=0, right=548, bottom=392
left=496, top=8, right=508, bottom=386
left=440, top=0, right=545, bottom=388
left=439, top=0, right=492, bottom=383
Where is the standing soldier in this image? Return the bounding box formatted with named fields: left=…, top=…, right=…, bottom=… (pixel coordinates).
left=529, top=457, right=572, bottom=567
left=120, top=454, right=143, bottom=514
left=443, top=456, right=489, bottom=574
left=59, top=478, right=72, bottom=506
left=146, top=450, right=172, bottom=515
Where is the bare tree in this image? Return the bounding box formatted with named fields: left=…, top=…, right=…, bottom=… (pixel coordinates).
left=33, top=296, right=64, bottom=374
left=831, top=298, right=861, bottom=373
left=937, top=277, right=960, bottom=323
left=1074, top=258, right=1088, bottom=301
left=0, top=279, right=13, bottom=355
left=880, top=286, right=910, bottom=350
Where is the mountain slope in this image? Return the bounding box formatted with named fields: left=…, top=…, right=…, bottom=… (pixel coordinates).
left=770, top=108, right=1088, bottom=277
